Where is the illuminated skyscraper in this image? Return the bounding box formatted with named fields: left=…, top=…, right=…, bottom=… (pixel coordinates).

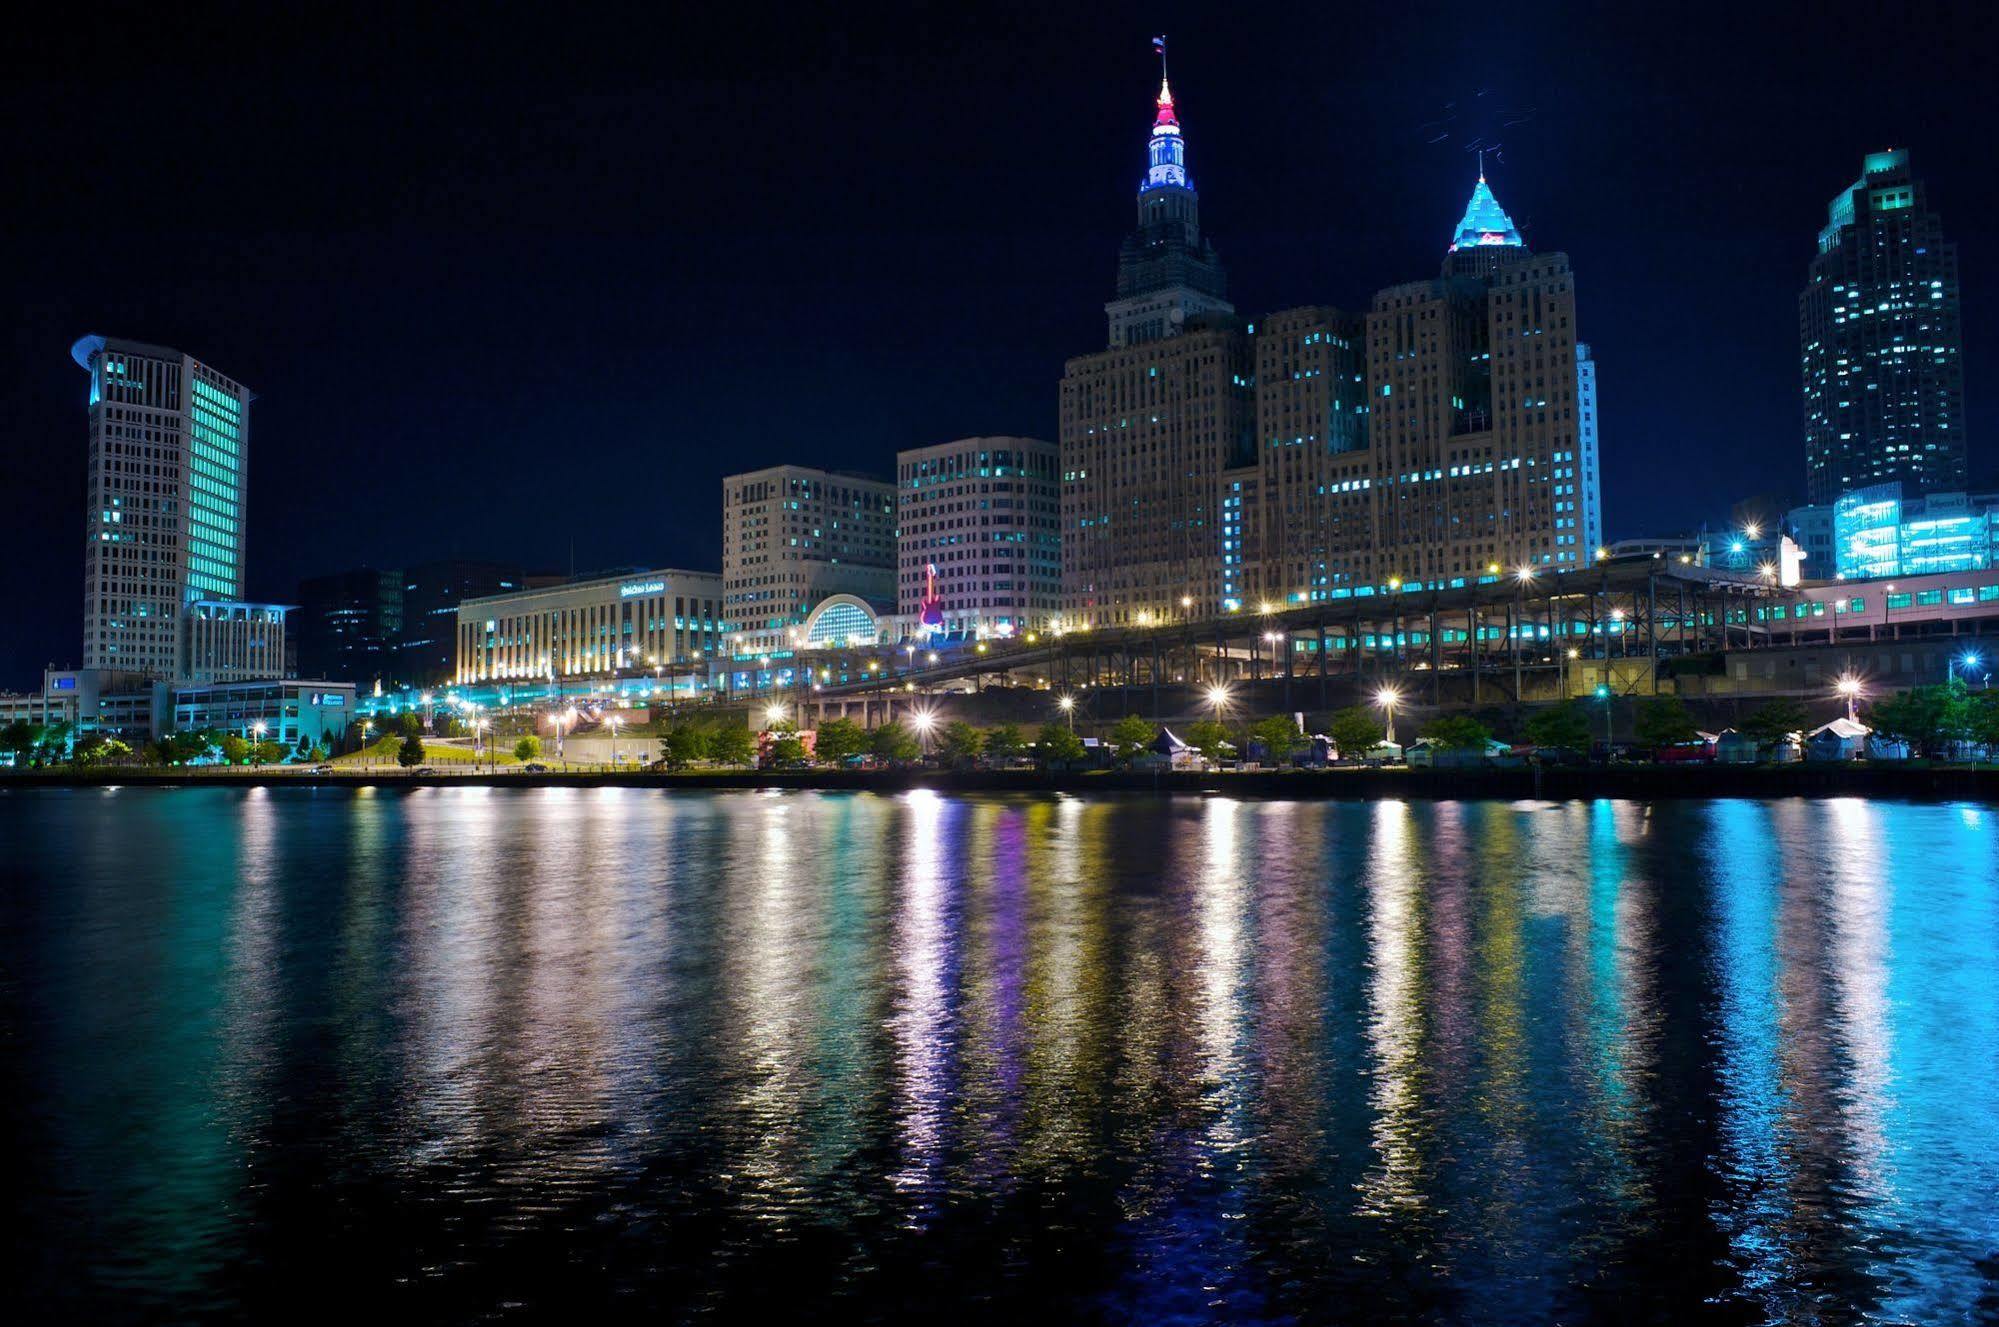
left=1103, top=69, right=1233, bottom=348
left=1062, top=66, right=1255, bottom=624
left=1801, top=149, right=1965, bottom=504
left=1360, top=174, right=1602, bottom=586
left=72, top=335, right=252, bottom=677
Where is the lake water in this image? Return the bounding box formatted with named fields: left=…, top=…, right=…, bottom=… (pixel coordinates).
left=4, top=787, right=1997, bottom=1323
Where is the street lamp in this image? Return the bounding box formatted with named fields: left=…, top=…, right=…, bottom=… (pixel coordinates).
left=1373, top=685, right=1400, bottom=747
left=765, top=701, right=788, bottom=726
left=1058, top=694, right=1077, bottom=732
left=1205, top=682, right=1231, bottom=718
left=1949, top=651, right=1986, bottom=688
left=605, top=712, right=620, bottom=769
left=910, top=707, right=937, bottom=756
left=1836, top=674, right=1863, bottom=722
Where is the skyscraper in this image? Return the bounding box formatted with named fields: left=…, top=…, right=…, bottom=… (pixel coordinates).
left=1359, top=174, right=1602, bottom=586
left=1801, top=149, right=1965, bottom=505
left=1061, top=69, right=1255, bottom=625
left=73, top=335, right=252, bottom=677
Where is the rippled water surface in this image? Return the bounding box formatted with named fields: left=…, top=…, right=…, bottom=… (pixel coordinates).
left=4, top=787, right=1998, bottom=1323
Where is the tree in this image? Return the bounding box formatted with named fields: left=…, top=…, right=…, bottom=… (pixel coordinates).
left=660, top=722, right=711, bottom=770
left=1523, top=701, right=1591, bottom=751
left=1633, top=696, right=1698, bottom=749
left=1867, top=683, right=1970, bottom=757
left=940, top=721, right=985, bottom=765
left=813, top=717, right=868, bottom=763
left=150, top=728, right=201, bottom=765
left=1421, top=714, right=1492, bottom=750
left=1738, top=697, right=1811, bottom=745
left=707, top=724, right=755, bottom=767
left=1327, top=706, right=1384, bottom=760
left=983, top=723, right=1025, bottom=763
left=1, top=719, right=36, bottom=765
left=1036, top=722, right=1087, bottom=767
left=1966, top=690, right=1999, bottom=749
left=513, top=735, right=542, bottom=763
left=250, top=740, right=288, bottom=766
left=1108, top=714, right=1155, bottom=760
left=870, top=721, right=920, bottom=763
left=1184, top=718, right=1232, bottom=764
left=71, top=732, right=132, bottom=767
left=307, top=744, right=329, bottom=763
left=396, top=711, right=423, bottom=739
left=1250, top=714, right=1304, bottom=759
left=396, top=732, right=426, bottom=768
left=766, top=733, right=809, bottom=766
left=220, top=734, right=251, bottom=766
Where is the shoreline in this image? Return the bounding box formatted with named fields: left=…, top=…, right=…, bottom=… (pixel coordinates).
left=7, top=764, right=1999, bottom=801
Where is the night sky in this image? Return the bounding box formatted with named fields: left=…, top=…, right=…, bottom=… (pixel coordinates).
left=4, top=1, right=1994, bottom=688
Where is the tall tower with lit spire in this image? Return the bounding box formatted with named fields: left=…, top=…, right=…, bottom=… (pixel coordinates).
left=1357, top=169, right=1603, bottom=584
left=1060, top=44, right=1255, bottom=624
left=1104, top=52, right=1231, bottom=348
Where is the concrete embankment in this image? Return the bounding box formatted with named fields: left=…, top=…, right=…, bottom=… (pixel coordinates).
left=7, top=764, right=1999, bottom=801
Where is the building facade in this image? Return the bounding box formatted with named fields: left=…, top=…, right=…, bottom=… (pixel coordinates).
left=73, top=335, right=253, bottom=679
left=295, top=566, right=404, bottom=684
left=896, top=436, right=1060, bottom=638
left=1801, top=149, right=1966, bottom=505
left=397, top=560, right=523, bottom=687
left=454, top=568, right=724, bottom=685
left=1246, top=306, right=1371, bottom=608
left=1816, top=482, right=1999, bottom=580
left=181, top=601, right=289, bottom=684
left=1359, top=177, right=1603, bottom=591
left=722, top=466, right=897, bottom=656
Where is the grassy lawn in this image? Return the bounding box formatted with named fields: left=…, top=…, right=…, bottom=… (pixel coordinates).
left=333, top=736, right=518, bottom=766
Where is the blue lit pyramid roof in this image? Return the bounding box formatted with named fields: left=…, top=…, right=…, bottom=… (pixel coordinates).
left=1448, top=174, right=1523, bottom=251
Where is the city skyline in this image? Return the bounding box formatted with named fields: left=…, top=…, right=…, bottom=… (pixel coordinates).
left=4, top=4, right=1995, bottom=688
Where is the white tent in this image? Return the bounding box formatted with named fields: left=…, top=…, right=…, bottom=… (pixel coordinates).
left=1807, top=717, right=1869, bottom=761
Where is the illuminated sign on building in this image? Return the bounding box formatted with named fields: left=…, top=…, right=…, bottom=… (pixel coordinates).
left=620, top=581, right=666, bottom=598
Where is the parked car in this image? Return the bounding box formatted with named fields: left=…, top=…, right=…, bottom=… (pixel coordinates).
left=312, top=763, right=335, bottom=774
left=522, top=762, right=549, bottom=773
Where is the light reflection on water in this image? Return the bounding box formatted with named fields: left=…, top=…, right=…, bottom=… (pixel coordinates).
left=5, top=787, right=1998, bottom=1324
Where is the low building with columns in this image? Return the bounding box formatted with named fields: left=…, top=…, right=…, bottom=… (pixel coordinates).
left=454, top=568, right=724, bottom=685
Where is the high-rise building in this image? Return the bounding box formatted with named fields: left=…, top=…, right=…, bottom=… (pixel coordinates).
left=1801, top=149, right=1965, bottom=505
left=896, top=437, right=1061, bottom=638
left=296, top=566, right=404, bottom=684
left=1104, top=73, right=1233, bottom=348
left=722, top=465, right=897, bottom=656
left=395, top=559, right=522, bottom=686
left=1061, top=72, right=1255, bottom=626
left=1360, top=174, right=1602, bottom=587
left=73, top=335, right=252, bottom=678
left=1246, top=306, right=1371, bottom=607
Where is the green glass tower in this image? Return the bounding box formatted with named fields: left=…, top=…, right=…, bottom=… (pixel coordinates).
left=73, top=335, right=253, bottom=677
left=1801, top=149, right=1965, bottom=504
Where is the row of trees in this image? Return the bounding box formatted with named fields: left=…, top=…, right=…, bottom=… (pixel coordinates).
left=2, top=718, right=330, bottom=769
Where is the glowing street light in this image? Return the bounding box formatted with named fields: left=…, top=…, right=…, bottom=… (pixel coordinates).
left=1373, top=685, right=1401, bottom=747
left=765, top=701, right=788, bottom=726
left=1836, top=674, right=1864, bottom=721
left=1204, top=683, right=1231, bottom=719
left=910, top=707, right=937, bottom=755
left=1058, top=694, right=1077, bottom=731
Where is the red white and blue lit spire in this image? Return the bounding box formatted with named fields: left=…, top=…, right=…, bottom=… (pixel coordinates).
left=1143, top=34, right=1189, bottom=190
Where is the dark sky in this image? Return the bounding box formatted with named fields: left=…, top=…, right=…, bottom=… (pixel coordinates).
left=4, top=0, right=1995, bottom=688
